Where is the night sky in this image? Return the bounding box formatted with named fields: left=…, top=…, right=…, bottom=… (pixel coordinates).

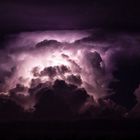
left=1, top=0, right=140, bottom=139
left=0, top=0, right=140, bottom=32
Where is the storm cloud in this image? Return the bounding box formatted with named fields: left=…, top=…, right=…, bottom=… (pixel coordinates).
left=0, top=30, right=140, bottom=119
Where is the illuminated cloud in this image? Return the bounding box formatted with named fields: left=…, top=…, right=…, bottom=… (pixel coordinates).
left=0, top=30, right=118, bottom=113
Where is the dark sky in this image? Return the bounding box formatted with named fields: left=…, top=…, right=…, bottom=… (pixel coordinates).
left=0, top=0, right=140, bottom=33
left=1, top=1, right=140, bottom=139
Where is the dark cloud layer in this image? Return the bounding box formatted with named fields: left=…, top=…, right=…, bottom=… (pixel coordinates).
left=0, top=80, right=126, bottom=120
left=0, top=0, right=140, bottom=33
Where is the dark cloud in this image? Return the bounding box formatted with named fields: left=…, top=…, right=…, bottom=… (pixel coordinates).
left=29, top=79, right=126, bottom=119
left=30, top=78, right=42, bottom=88
left=87, top=51, right=103, bottom=71
left=0, top=78, right=127, bottom=120
left=40, top=66, right=57, bottom=77
left=36, top=39, right=61, bottom=48
left=80, top=98, right=127, bottom=119
left=39, top=65, right=70, bottom=78
left=57, top=65, right=70, bottom=74
left=0, top=66, right=16, bottom=82
left=0, top=98, right=23, bottom=120
left=33, top=80, right=88, bottom=119
left=127, top=85, right=140, bottom=118
left=31, top=66, right=40, bottom=77
left=67, top=74, right=82, bottom=86
left=10, top=84, right=28, bottom=94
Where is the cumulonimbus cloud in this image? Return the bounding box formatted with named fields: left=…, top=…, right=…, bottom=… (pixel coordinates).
left=0, top=30, right=139, bottom=119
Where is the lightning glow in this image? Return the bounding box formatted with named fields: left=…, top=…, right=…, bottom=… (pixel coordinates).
left=0, top=31, right=113, bottom=111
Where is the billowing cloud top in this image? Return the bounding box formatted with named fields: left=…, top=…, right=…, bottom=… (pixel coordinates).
left=0, top=30, right=140, bottom=120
